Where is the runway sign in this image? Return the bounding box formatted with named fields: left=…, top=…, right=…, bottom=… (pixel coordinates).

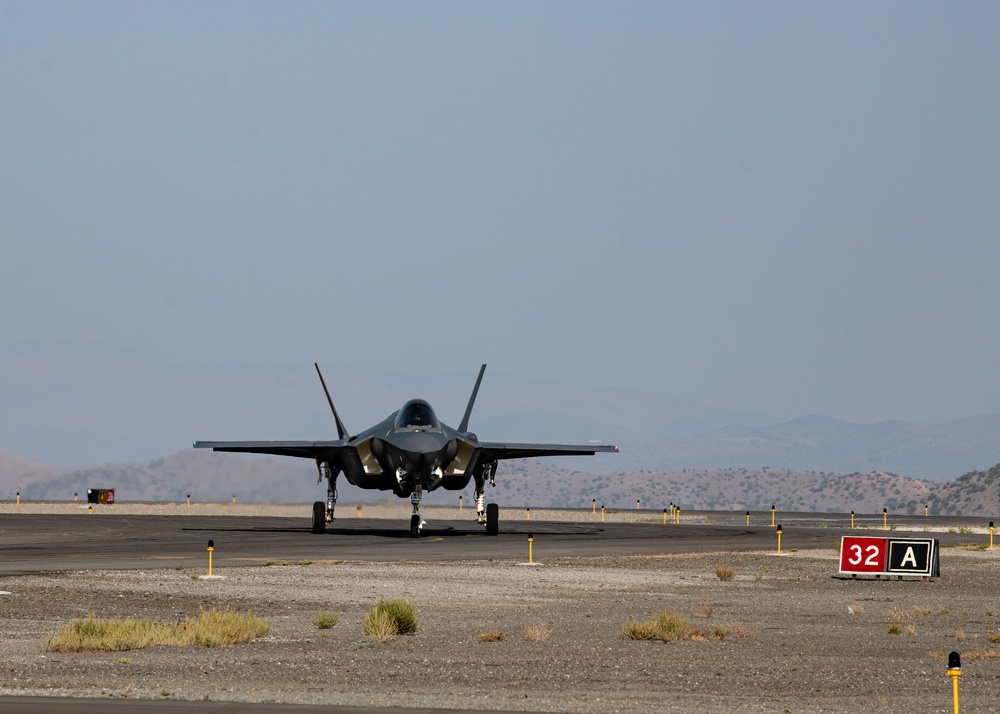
left=86, top=488, right=115, bottom=505
left=839, top=536, right=939, bottom=577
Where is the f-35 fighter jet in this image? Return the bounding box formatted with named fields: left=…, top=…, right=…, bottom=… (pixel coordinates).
left=194, top=364, right=618, bottom=537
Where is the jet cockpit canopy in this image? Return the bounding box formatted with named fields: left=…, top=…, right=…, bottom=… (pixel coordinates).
left=394, top=399, right=442, bottom=432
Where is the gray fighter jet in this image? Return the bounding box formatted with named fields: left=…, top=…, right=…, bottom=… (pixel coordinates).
left=194, top=364, right=617, bottom=537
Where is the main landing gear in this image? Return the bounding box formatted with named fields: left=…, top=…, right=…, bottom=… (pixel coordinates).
left=475, top=462, right=499, bottom=535
left=312, top=501, right=326, bottom=534
left=485, top=502, right=499, bottom=536
left=313, top=460, right=338, bottom=534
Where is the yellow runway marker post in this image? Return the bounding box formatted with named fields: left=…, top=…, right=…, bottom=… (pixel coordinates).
left=776, top=524, right=783, bottom=553
left=207, top=540, right=214, bottom=577
left=770, top=505, right=775, bottom=528
left=187, top=494, right=191, bottom=508
left=851, top=511, right=855, bottom=529
left=990, top=521, right=994, bottom=550
left=663, top=509, right=667, bottom=524
left=746, top=511, right=750, bottom=526
left=947, top=651, right=960, bottom=714
left=16, top=492, right=20, bottom=505
left=592, top=499, right=596, bottom=514
left=601, top=505, right=605, bottom=523
left=883, top=508, right=888, bottom=531
left=459, top=496, right=463, bottom=511
left=528, top=532, right=534, bottom=564
left=526, top=507, right=531, bottom=521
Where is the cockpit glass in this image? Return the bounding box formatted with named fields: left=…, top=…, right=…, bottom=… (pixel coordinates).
left=394, top=400, right=441, bottom=430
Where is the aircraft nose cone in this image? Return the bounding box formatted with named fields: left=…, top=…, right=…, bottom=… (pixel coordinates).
left=400, top=432, right=440, bottom=454
left=399, top=432, right=444, bottom=472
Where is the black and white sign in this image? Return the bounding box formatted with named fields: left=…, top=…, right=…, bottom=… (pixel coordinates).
left=886, top=539, right=938, bottom=576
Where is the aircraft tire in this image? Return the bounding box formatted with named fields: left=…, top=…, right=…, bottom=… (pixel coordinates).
left=311, top=501, right=326, bottom=534
left=410, top=514, right=421, bottom=538
left=485, top=503, right=499, bottom=536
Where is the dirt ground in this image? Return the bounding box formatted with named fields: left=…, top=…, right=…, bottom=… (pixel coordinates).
left=1, top=544, right=999, bottom=713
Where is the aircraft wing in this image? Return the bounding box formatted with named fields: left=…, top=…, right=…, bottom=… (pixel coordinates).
left=192, top=440, right=347, bottom=460
left=477, top=442, right=618, bottom=461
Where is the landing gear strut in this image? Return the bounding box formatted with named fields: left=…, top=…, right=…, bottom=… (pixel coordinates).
left=409, top=482, right=424, bottom=538
left=313, top=460, right=338, bottom=534
left=474, top=462, right=497, bottom=525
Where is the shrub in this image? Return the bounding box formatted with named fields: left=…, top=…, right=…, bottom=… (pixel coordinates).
left=312, top=611, right=339, bottom=629
left=623, top=610, right=690, bottom=642
left=479, top=631, right=507, bottom=642
left=362, top=598, right=418, bottom=642
left=361, top=608, right=397, bottom=643
left=715, top=566, right=736, bottom=582
left=46, top=609, right=270, bottom=652
left=710, top=624, right=732, bottom=640
left=524, top=624, right=551, bottom=642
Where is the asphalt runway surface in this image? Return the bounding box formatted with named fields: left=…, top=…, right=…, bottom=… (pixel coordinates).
left=0, top=509, right=986, bottom=576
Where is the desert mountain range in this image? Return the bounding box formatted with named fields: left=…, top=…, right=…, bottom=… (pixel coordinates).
left=3, top=449, right=999, bottom=518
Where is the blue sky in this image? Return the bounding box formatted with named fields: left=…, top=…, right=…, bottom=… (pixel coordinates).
left=3, top=1, right=999, bottom=428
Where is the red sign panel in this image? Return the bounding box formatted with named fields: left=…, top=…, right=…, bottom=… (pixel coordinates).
left=839, top=537, right=888, bottom=574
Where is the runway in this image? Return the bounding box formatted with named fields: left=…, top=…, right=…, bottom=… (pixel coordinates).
left=0, top=508, right=982, bottom=576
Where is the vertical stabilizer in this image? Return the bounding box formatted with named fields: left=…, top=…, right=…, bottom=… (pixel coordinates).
left=458, top=364, right=487, bottom=433
left=314, top=363, right=349, bottom=439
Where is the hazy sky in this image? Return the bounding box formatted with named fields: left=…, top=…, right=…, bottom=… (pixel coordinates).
left=3, top=1, right=999, bottom=425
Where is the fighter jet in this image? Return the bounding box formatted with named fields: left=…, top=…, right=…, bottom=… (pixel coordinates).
left=194, top=364, right=618, bottom=537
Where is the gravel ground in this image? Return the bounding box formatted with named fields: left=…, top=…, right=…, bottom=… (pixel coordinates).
left=2, top=542, right=999, bottom=712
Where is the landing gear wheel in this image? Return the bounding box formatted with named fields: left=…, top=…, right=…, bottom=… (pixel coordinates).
left=311, top=501, right=326, bottom=534
left=485, top=502, right=499, bottom=536
left=410, top=514, right=421, bottom=538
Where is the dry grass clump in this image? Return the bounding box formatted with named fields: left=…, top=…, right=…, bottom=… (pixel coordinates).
left=46, top=609, right=270, bottom=652
left=715, top=566, right=736, bottom=582
left=311, top=611, right=339, bottom=629
left=362, top=598, right=418, bottom=642
left=709, top=624, right=732, bottom=639
left=989, top=631, right=1000, bottom=643
left=623, top=610, right=690, bottom=642
left=885, top=607, right=917, bottom=636
left=478, top=631, right=507, bottom=642
left=524, top=624, right=551, bottom=641
left=848, top=603, right=865, bottom=614
left=624, top=609, right=759, bottom=643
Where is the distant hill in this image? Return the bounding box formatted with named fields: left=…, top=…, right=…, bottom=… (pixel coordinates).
left=4, top=449, right=1000, bottom=518
left=606, top=414, right=1000, bottom=481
